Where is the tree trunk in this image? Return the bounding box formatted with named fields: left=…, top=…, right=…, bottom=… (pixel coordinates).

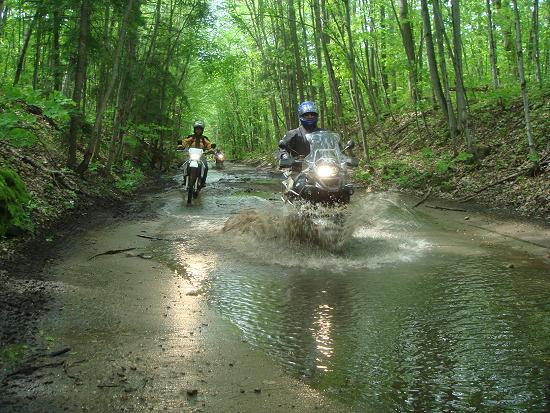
left=432, top=0, right=457, bottom=141
left=298, top=0, right=314, bottom=99
left=107, top=3, right=140, bottom=173
left=360, top=0, right=380, bottom=120
left=486, top=0, right=500, bottom=88
left=395, top=0, right=418, bottom=103
left=420, top=0, right=447, bottom=120
left=66, top=0, right=91, bottom=169
left=52, top=8, right=62, bottom=91
left=78, top=0, right=135, bottom=174
left=311, top=0, right=327, bottom=128
left=450, top=0, right=473, bottom=151
left=0, top=0, right=4, bottom=37
left=14, top=9, right=40, bottom=85
left=0, top=1, right=8, bottom=40
left=288, top=0, right=305, bottom=102
left=32, top=16, right=42, bottom=89
left=378, top=6, right=391, bottom=108
left=344, top=0, right=369, bottom=162
left=319, top=0, right=344, bottom=135
left=529, top=0, right=542, bottom=85
left=511, top=0, right=538, bottom=161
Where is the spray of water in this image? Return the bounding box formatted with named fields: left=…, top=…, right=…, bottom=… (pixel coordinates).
left=220, top=192, right=430, bottom=269
left=222, top=202, right=356, bottom=254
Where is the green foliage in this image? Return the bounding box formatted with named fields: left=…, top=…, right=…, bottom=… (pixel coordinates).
left=455, top=151, right=474, bottom=162
left=114, top=161, right=145, bottom=192
left=0, top=86, right=72, bottom=147
left=0, top=168, right=33, bottom=236
left=380, top=161, right=426, bottom=188
left=435, top=154, right=454, bottom=174
left=354, top=168, right=372, bottom=182
left=375, top=150, right=476, bottom=190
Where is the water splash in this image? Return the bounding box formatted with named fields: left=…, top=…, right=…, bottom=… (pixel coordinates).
left=222, top=203, right=353, bottom=253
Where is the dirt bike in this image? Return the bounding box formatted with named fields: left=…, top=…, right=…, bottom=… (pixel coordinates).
left=214, top=150, right=225, bottom=169
left=182, top=145, right=216, bottom=205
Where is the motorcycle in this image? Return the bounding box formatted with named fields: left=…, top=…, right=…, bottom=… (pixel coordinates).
left=278, top=131, right=358, bottom=249
left=182, top=144, right=216, bottom=205
left=278, top=130, right=357, bottom=206
left=214, top=149, right=225, bottom=169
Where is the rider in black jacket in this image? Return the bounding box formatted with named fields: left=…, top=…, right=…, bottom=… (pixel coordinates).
left=279, top=101, right=322, bottom=159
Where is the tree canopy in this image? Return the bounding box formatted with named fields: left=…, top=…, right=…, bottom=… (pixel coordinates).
left=0, top=0, right=548, bottom=171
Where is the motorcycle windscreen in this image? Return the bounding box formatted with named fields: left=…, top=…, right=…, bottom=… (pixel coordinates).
left=304, top=131, right=346, bottom=165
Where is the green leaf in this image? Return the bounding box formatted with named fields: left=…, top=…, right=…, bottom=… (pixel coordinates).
left=0, top=112, right=20, bottom=128
left=5, top=128, right=37, bottom=147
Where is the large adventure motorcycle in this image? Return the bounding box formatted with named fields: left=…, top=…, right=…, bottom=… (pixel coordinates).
left=279, top=130, right=357, bottom=206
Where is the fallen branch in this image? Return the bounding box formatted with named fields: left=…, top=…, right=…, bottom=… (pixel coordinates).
left=6, top=361, right=65, bottom=378
left=137, top=235, right=169, bottom=241
left=414, top=188, right=432, bottom=208
left=88, top=248, right=136, bottom=260
left=425, top=204, right=467, bottom=212
left=47, top=347, right=71, bottom=357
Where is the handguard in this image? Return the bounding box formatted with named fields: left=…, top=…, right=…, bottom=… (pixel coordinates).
left=279, top=157, right=294, bottom=169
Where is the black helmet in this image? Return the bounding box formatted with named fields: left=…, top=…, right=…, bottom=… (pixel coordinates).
left=193, top=120, right=205, bottom=131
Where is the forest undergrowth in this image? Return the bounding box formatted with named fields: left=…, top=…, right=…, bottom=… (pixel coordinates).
left=361, top=91, right=549, bottom=221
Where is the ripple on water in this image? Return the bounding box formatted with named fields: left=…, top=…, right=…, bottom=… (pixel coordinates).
left=163, top=191, right=550, bottom=412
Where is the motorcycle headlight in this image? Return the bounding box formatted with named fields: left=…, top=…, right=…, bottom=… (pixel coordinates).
left=315, top=164, right=339, bottom=178
left=190, top=152, right=202, bottom=161
left=218, top=154, right=224, bottom=160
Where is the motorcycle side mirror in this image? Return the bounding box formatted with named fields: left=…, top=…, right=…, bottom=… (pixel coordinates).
left=211, top=143, right=217, bottom=149
left=344, top=140, right=355, bottom=151
left=278, top=140, right=288, bottom=150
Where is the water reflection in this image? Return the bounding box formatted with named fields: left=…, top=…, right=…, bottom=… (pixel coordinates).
left=160, top=186, right=550, bottom=412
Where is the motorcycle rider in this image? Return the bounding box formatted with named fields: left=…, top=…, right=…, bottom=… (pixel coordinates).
left=279, top=101, right=322, bottom=160
left=177, top=120, right=214, bottom=187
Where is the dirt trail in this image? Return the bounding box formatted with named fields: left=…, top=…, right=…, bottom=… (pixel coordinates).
left=1, top=174, right=350, bottom=413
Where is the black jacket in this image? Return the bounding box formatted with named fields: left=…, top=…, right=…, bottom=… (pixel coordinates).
left=279, top=125, right=321, bottom=159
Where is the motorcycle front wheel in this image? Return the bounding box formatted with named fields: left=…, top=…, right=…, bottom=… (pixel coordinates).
left=187, top=168, right=198, bottom=204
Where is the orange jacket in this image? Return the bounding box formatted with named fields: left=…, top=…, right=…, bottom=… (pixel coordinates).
left=178, top=134, right=213, bottom=150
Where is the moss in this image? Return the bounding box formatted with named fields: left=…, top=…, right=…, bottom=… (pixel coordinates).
left=0, top=168, right=32, bottom=236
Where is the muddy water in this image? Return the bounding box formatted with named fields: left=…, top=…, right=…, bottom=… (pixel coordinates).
left=155, top=165, right=550, bottom=412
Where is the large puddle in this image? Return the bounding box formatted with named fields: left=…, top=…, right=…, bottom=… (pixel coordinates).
left=155, top=165, right=550, bottom=412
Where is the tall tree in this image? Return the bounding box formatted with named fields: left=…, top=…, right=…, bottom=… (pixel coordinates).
left=66, top=0, right=92, bottom=169
left=343, top=0, right=369, bottom=162
left=486, top=0, right=500, bottom=88
left=393, top=0, right=418, bottom=103
left=420, top=0, right=447, bottom=120
left=511, top=0, right=538, bottom=161
left=450, top=0, right=474, bottom=151
left=433, top=0, right=457, bottom=141
left=14, top=9, right=41, bottom=85
left=529, top=0, right=542, bottom=85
